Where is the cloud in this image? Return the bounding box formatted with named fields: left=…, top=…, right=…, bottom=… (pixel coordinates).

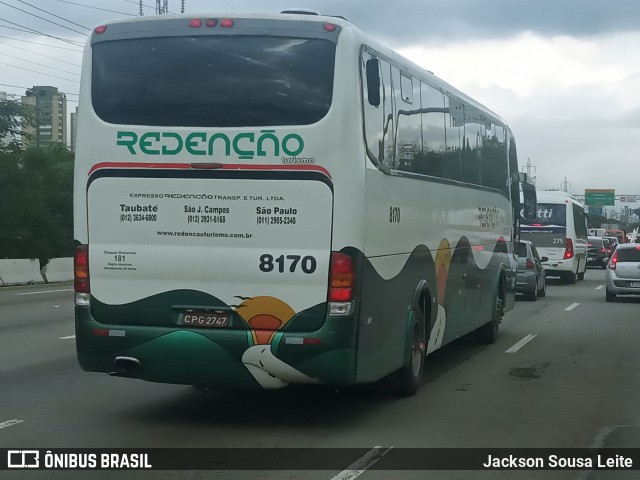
left=395, top=31, right=640, bottom=193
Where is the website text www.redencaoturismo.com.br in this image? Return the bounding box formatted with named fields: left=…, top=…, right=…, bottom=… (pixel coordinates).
left=157, top=231, right=253, bottom=239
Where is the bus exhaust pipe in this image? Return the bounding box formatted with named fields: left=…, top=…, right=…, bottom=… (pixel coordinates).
left=112, top=356, right=141, bottom=376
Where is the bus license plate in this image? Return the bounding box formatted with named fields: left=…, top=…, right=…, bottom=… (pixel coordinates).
left=630, top=282, right=640, bottom=288
left=183, top=311, right=230, bottom=328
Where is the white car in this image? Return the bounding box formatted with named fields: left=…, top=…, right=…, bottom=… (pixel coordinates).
left=605, top=243, right=640, bottom=302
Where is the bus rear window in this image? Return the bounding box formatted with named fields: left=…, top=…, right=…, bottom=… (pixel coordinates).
left=92, top=36, right=336, bottom=127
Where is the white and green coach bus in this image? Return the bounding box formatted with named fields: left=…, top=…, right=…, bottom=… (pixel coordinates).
left=74, top=11, right=536, bottom=396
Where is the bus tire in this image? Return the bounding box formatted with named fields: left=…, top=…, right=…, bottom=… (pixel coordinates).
left=392, top=304, right=426, bottom=397
left=476, top=294, right=502, bottom=344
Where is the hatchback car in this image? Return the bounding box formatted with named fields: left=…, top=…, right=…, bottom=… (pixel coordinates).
left=605, top=243, right=640, bottom=302
left=515, top=240, right=547, bottom=301
left=587, top=236, right=609, bottom=269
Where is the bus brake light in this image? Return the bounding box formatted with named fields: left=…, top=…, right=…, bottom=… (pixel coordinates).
left=189, top=18, right=203, bottom=28
left=329, top=252, right=354, bottom=302
left=94, top=25, right=107, bottom=34
left=563, top=238, right=574, bottom=260
left=323, top=23, right=337, bottom=32
left=74, top=244, right=90, bottom=293
left=220, top=18, right=234, bottom=28
left=205, top=18, right=218, bottom=27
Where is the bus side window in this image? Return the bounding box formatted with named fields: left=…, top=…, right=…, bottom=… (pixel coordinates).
left=361, top=54, right=394, bottom=169
left=394, top=70, right=422, bottom=173
left=443, top=94, right=462, bottom=181
left=419, top=82, right=446, bottom=178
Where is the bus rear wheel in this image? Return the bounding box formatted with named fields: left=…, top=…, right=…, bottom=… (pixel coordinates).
left=392, top=308, right=425, bottom=397
left=476, top=295, right=502, bottom=344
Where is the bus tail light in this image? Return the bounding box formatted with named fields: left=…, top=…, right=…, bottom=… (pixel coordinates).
left=563, top=238, right=574, bottom=260
left=220, top=18, right=234, bottom=28
left=609, top=251, right=618, bottom=270
left=328, top=252, right=354, bottom=316
left=74, top=244, right=91, bottom=306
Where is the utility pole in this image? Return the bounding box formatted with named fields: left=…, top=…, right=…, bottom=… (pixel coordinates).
left=560, top=177, right=571, bottom=193
left=181, top=0, right=186, bottom=13
left=521, top=157, right=536, bottom=185
left=156, top=0, right=169, bottom=15
left=139, top=0, right=143, bottom=16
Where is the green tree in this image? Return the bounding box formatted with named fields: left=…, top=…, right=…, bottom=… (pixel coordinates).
left=0, top=98, right=73, bottom=261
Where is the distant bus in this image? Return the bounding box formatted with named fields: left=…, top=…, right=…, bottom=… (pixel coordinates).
left=520, top=192, right=588, bottom=283
left=74, top=11, right=536, bottom=395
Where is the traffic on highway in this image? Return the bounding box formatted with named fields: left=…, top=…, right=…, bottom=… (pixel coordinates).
left=2, top=263, right=639, bottom=479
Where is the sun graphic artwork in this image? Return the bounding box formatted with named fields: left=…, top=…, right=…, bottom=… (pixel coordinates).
left=233, top=296, right=296, bottom=345
left=434, top=238, right=453, bottom=305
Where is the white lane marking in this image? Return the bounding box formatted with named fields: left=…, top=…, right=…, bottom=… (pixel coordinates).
left=0, top=419, right=24, bottom=430
left=17, top=288, right=73, bottom=296
left=596, top=285, right=605, bottom=290
left=59, top=335, right=76, bottom=340
left=565, top=302, right=581, bottom=311
left=505, top=334, right=538, bottom=354
left=330, top=446, right=392, bottom=480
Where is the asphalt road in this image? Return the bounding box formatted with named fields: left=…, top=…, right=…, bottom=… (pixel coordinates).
left=1, top=271, right=639, bottom=480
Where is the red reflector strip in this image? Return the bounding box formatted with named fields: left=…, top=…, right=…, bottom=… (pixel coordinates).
left=92, top=329, right=126, bottom=337
left=285, top=337, right=322, bottom=345
left=190, top=163, right=224, bottom=170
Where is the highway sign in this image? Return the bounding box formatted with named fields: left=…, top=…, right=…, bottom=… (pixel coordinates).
left=584, top=189, right=615, bottom=206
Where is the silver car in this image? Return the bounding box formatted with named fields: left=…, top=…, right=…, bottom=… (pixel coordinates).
left=605, top=243, right=640, bottom=302
left=515, top=240, right=548, bottom=301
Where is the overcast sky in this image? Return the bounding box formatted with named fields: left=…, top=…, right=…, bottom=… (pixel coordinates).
left=1, top=0, right=639, bottom=201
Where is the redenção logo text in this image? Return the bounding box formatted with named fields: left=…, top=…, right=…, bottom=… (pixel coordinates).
left=116, top=130, right=304, bottom=160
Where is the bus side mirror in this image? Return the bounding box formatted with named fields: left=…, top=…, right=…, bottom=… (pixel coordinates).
left=365, top=59, right=381, bottom=107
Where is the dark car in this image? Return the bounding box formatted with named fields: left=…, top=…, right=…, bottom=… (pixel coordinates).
left=603, top=236, right=619, bottom=257
left=516, top=240, right=547, bottom=301
left=587, top=236, right=609, bottom=269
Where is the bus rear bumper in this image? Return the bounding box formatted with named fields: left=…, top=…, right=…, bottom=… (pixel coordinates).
left=75, top=307, right=357, bottom=389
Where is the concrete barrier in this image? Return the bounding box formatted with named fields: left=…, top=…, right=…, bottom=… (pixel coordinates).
left=41, top=257, right=73, bottom=283
left=0, top=259, right=44, bottom=286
